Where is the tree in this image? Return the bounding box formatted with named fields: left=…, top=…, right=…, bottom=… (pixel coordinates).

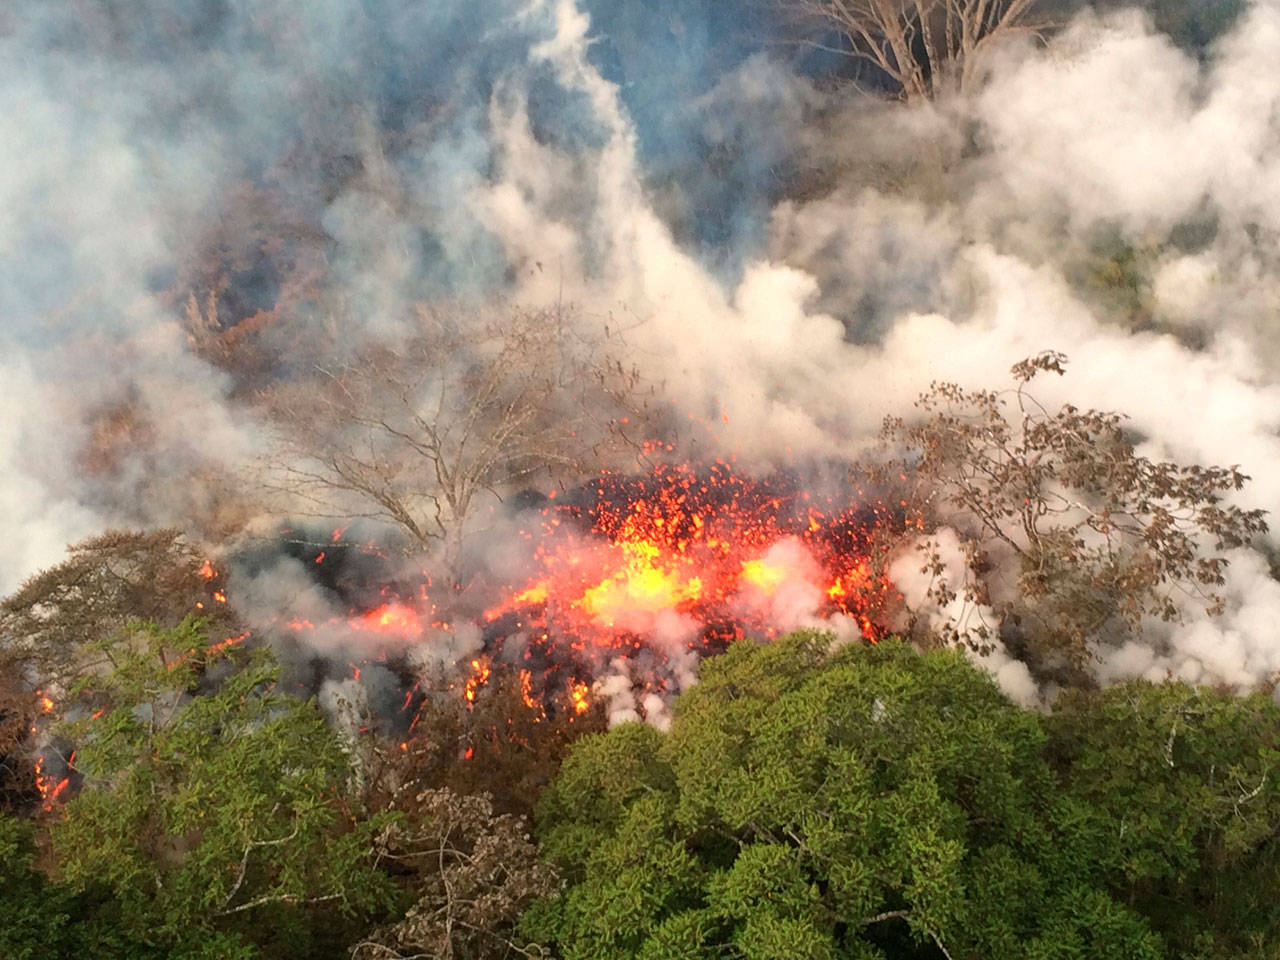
left=876, top=352, right=1267, bottom=669
left=1048, top=681, right=1280, bottom=958
left=525, top=631, right=1163, bottom=960
left=0, top=529, right=236, bottom=687
left=260, top=304, right=656, bottom=570
left=779, top=0, right=1045, bottom=100
left=0, top=813, right=163, bottom=959
left=47, top=620, right=395, bottom=959
left=351, top=788, right=557, bottom=960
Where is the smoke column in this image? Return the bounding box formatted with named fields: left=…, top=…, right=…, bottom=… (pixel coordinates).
left=4, top=0, right=1280, bottom=698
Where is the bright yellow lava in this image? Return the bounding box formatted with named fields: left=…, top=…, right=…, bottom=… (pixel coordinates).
left=740, top=558, right=787, bottom=594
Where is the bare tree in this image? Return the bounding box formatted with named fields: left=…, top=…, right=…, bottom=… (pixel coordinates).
left=782, top=0, right=1044, bottom=101
left=260, top=304, right=656, bottom=568
left=874, top=352, right=1268, bottom=668
left=352, top=786, right=557, bottom=960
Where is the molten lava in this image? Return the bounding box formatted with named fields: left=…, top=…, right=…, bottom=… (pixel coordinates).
left=482, top=462, right=895, bottom=652
left=350, top=602, right=424, bottom=640
left=241, top=463, right=897, bottom=726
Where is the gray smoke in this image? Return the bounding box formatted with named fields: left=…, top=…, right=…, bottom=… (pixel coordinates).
left=5, top=0, right=1280, bottom=701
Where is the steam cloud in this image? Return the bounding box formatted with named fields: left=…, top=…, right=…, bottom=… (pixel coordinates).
left=5, top=0, right=1280, bottom=701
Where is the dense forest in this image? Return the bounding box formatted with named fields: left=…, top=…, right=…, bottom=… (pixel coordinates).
left=4, top=0, right=1280, bottom=955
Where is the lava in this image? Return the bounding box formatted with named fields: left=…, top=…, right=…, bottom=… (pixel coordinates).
left=350, top=602, right=424, bottom=640
left=463, top=658, right=491, bottom=704
left=227, top=463, right=898, bottom=726
left=30, top=691, right=71, bottom=811
left=482, top=462, right=896, bottom=651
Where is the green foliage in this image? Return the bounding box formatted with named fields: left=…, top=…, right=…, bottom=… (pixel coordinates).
left=528, top=632, right=1162, bottom=960
left=0, top=814, right=77, bottom=959
left=47, top=620, right=395, bottom=958
left=0, top=529, right=236, bottom=689
left=1065, top=233, right=1159, bottom=330
left=0, top=813, right=162, bottom=959
left=1048, top=681, right=1280, bottom=958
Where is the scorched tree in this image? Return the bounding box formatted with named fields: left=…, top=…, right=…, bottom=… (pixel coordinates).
left=876, top=351, right=1267, bottom=670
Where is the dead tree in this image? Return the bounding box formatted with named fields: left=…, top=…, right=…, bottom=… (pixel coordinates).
left=783, top=0, right=1044, bottom=101
left=875, top=352, right=1268, bottom=667
left=260, top=304, right=656, bottom=567
left=352, top=787, right=556, bottom=960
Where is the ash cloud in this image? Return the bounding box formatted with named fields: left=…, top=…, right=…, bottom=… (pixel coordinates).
left=5, top=0, right=1280, bottom=702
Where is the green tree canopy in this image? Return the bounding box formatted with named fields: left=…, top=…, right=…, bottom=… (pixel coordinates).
left=525, top=632, right=1163, bottom=960
left=1048, top=680, right=1280, bottom=959
left=41, top=620, right=395, bottom=959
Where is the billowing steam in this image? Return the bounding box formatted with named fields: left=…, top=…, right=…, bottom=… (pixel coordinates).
left=5, top=0, right=1280, bottom=708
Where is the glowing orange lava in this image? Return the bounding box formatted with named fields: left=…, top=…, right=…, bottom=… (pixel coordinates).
left=463, top=659, right=491, bottom=704
left=350, top=602, right=424, bottom=640
left=226, top=463, right=898, bottom=726
left=483, top=463, right=895, bottom=650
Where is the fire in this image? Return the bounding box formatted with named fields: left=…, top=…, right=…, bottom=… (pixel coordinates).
left=740, top=557, right=788, bottom=594
left=570, top=681, right=590, bottom=714
left=484, top=463, right=894, bottom=649
left=462, top=463, right=898, bottom=721
left=194, top=463, right=898, bottom=728
left=350, top=602, right=423, bottom=640
left=463, top=659, right=491, bottom=704
left=519, top=670, right=542, bottom=713
left=199, top=559, right=216, bottom=580
left=206, top=632, right=249, bottom=657
left=30, top=690, right=72, bottom=811
left=33, top=752, right=69, bottom=811
left=576, top=543, right=702, bottom=626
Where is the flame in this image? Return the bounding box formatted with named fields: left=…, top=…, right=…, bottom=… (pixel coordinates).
left=576, top=542, right=702, bottom=626
left=464, top=658, right=491, bottom=704
left=207, top=632, right=249, bottom=656
left=350, top=602, right=423, bottom=640
left=199, top=559, right=216, bottom=580
left=197, top=463, right=896, bottom=730
left=739, top=557, right=788, bottom=594
left=519, top=670, right=541, bottom=712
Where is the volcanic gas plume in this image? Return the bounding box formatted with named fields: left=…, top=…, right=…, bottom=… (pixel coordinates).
left=7, top=0, right=1280, bottom=730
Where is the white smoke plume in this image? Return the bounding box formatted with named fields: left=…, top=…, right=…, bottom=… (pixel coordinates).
left=4, top=0, right=1280, bottom=705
